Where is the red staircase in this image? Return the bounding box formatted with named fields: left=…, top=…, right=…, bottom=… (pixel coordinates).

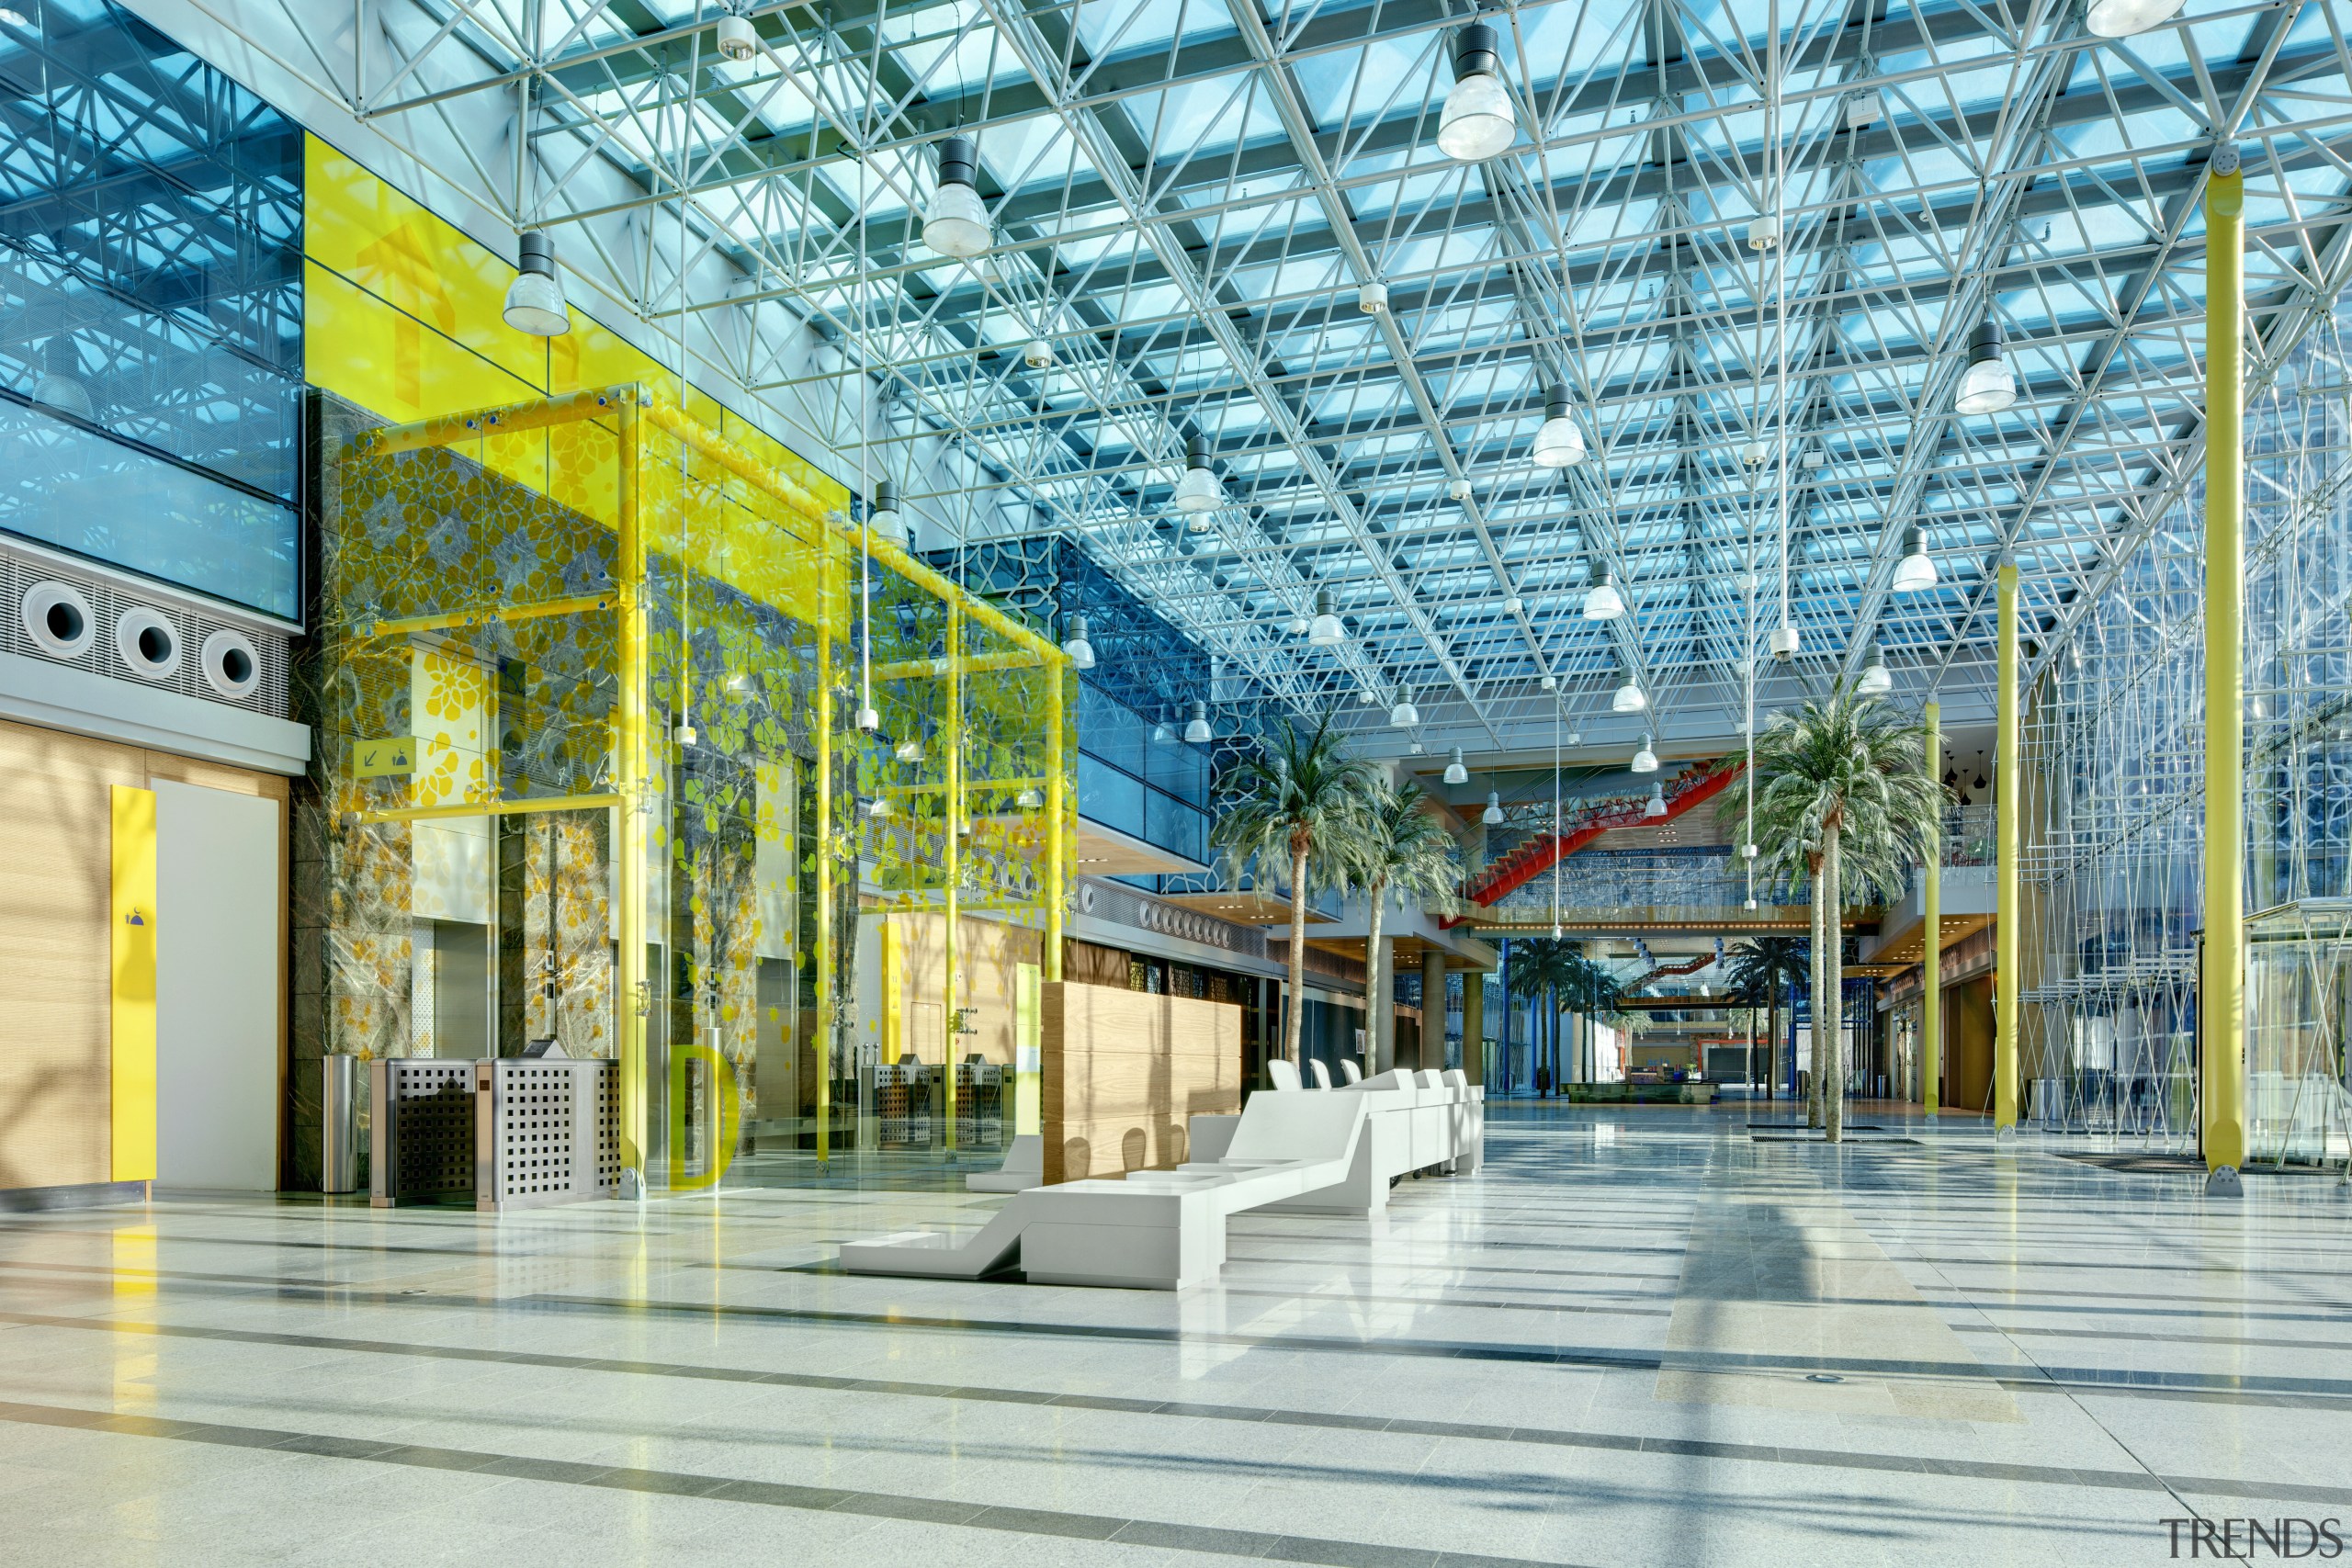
left=1463, top=758, right=1744, bottom=908
left=1626, top=952, right=1713, bottom=991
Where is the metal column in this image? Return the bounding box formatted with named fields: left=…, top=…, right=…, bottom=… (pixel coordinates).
left=1996, top=559, right=2019, bottom=1133
left=615, top=395, right=649, bottom=1190
left=2202, top=144, right=2248, bottom=1193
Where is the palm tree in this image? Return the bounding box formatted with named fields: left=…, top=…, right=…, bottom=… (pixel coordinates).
left=1508, top=939, right=1619, bottom=1091
left=1340, top=780, right=1463, bottom=1074
left=1725, top=936, right=1807, bottom=1097
left=1747, top=682, right=1939, bottom=1141
left=1213, top=717, right=1377, bottom=1068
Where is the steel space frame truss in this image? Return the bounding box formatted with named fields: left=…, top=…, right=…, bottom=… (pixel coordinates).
left=219, top=0, right=2352, bottom=756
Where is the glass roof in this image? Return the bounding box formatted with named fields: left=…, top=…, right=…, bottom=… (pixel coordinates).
left=322, top=0, right=2352, bottom=751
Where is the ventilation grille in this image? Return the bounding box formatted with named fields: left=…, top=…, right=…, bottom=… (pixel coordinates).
left=0, top=544, right=291, bottom=719
left=494, top=1062, right=574, bottom=1200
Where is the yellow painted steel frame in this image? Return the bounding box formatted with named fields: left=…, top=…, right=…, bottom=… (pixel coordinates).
left=329, top=382, right=1073, bottom=1190
left=2203, top=161, right=2248, bottom=1182
left=110, top=784, right=158, bottom=1183
left=1924, top=701, right=1941, bottom=1117
left=1996, top=561, right=2020, bottom=1132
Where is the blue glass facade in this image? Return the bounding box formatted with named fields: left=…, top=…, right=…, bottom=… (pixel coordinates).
left=0, top=2, right=303, bottom=620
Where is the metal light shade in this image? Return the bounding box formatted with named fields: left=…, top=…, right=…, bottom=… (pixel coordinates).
left=922, top=137, right=990, bottom=257
left=1611, top=668, right=1646, bottom=713
left=2086, top=0, right=2183, bottom=36
left=1061, top=613, right=1096, bottom=669
left=1858, top=643, right=1893, bottom=696
left=1016, top=787, right=1043, bottom=808
left=1307, top=588, right=1346, bottom=646
left=716, top=14, right=757, bottom=59
left=1389, top=687, right=1420, bottom=728
left=32, top=336, right=91, bottom=420
left=1631, top=734, right=1658, bottom=773
left=868, top=479, right=906, bottom=546
left=1532, top=382, right=1585, bottom=467
left=854, top=705, right=880, bottom=732
left=1022, top=337, right=1055, bottom=368
left=503, top=231, right=571, bottom=336
left=1740, top=439, right=1769, bottom=465
left=1954, top=321, right=2016, bottom=413
left=1184, top=700, right=1213, bottom=744
left=1482, top=792, right=1503, bottom=825
left=1747, top=214, right=1781, bottom=252
left=1893, top=526, right=1939, bottom=592
left=1644, top=783, right=1668, bottom=817
left=1172, top=434, right=1222, bottom=513
left=1444, top=747, right=1468, bottom=784
left=894, top=737, right=925, bottom=763
left=1436, top=26, right=1514, bottom=161
left=1583, top=566, right=1624, bottom=620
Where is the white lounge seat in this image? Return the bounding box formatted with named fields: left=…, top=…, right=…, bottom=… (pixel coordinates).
left=1307, top=1060, right=1332, bottom=1089
left=840, top=1091, right=1373, bottom=1290
left=1339, top=1059, right=1363, bottom=1084
left=1266, top=1058, right=1302, bottom=1091
left=966, top=1134, right=1043, bottom=1192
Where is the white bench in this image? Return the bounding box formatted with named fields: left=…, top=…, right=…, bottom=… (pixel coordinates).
left=966, top=1134, right=1043, bottom=1193
left=838, top=1091, right=1373, bottom=1290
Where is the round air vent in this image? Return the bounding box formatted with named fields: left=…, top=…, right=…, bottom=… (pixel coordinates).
left=22, top=581, right=96, bottom=659
left=199, top=627, right=260, bottom=700
left=115, top=606, right=182, bottom=681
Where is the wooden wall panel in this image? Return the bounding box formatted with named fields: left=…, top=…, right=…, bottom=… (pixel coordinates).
left=0, top=716, right=291, bottom=1194
left=888, top=914, right=1043, bottom=1067
left=1042, top=982, right=1241, bottom=1184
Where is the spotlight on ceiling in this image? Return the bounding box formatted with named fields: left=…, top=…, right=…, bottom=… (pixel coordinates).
left=503, top=231, right=571, bottom=336
left=1172, top=434, right=1222, bottom=513
left=1859, top=642, right=1892, bottom=697
left=1022, top=337, right=1055, bottom=369
left=1747, top=214, right=1781, bottom=252
left=1770, top=626, right=1800, bottom=660
left=1611, top=661, right=1646, bottom=714
left=1539, top=673, right=1557, bottom=691
left=1307, top=589, right=1347, bottom=647
left=922, top=136, right=991, bottom=258
left=1955, top=320, right=2017, bottom=414
left=716, top=10, right=758, bottom=60
left=1436, top=23, right=1515, bottom=162
left=1444, top=747, right=1468, bottom=784
left=1532, top=381, right=1587, bottom=468
left=1893, top=526, right=1939, bottom=592
left=1583, top=563, right=1625, bottom=621
left=1061, top=613, right=1096, bottom=670
left=2086, top=0, right=2184, bottom=38
left=1358, top=280, right=1389, bottom=313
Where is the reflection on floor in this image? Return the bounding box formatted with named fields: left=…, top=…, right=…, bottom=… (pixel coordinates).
left=0, top=1103, right=2340, bottom=1566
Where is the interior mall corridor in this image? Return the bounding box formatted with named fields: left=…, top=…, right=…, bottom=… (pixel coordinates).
left=0, top=1105, right=2334, bottom=1568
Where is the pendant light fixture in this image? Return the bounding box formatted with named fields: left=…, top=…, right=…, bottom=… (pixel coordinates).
left=1436, top=22, right=1515, bottom=162
left=1531, top=381, right=1587, bottom=468
left=1582, top=563, right=1625, bottom=620
left=716, top=10, right=758, bottom=59
left=1307, top=588, right=1346, bottom=646
left=1482, top=792, right=1504, bottom=825
left=922, top=136, right=990, bottom=258
left=31, top=336, right=92, bottom=420
left=1061, top=613, right=1096, bottom=670
left=1643, top=782, right=1668, bottom=817
left=1611, top=660, right=1645, bottom=714
left=1858, top=642, right=1892, bottom=696
left=868, top=479, right=906, bottom=547
left=1954, top=320, right=2017, bottom=413
left=503, top=231, right=571, bottom=336
left=1172, top=434, right=1222, bottom=513
left=1746, top=214, right=1781, bottom=252
left=1893, top=526, right=1939, bottom=592
left=895, top=736, right=926, bottom=764
left=1022, top=337, right=1055, bottom=369
left=1444, top=747, right=1468, bottom=784
left=1631, top=733, right=1658, bottom=773
left=1389, top=685, right=1420, bottom=728
left=2086, top=0, right=2183, bottom=37
left=1184, top=700, right=1213, bottom=744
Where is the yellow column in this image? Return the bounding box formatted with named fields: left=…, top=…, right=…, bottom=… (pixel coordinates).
left=1995, top=559, right=2019, bottom=1134
left=943, top=600, right=962, bottom=1154
left=814, top=527, right=834, bottom=1168
left=1924, top=700, right=1941, bottom=1116
left=615, top=397, right=650, bottom=1187
left=109, top=785, right=157, bottom=1183
left=1045, top=653, right=1065, bottom=986
left=2203, top=147, right=2248, bottom=1192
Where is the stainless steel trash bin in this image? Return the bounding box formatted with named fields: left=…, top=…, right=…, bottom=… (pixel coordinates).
left=322, top=1055, right=361, bottom=1193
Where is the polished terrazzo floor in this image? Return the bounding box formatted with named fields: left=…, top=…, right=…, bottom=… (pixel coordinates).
left=0, top=1102, right=2345, bottom=1566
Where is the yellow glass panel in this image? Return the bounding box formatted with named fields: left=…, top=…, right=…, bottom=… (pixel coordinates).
left=305, top=136, right=547, bottom=390
left=109, top=785, right=157, bottom=1183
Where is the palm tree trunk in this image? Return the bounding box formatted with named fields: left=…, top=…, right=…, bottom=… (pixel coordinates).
left=1765, top=991, right=1778, bottom=1100
left=1815, top=822, right=1834, bottom=1142
left=1286, top=843, right=1311, bottom=1069
left=1363, top=878, right=1386, bottom=1075
left=1809, top=859, right=1828, bottom=1130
